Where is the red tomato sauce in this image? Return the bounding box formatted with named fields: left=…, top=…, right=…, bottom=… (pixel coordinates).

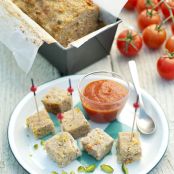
left=82, top=80, right=128, bottom=123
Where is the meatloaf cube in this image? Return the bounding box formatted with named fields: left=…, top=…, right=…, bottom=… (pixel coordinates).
left=26, top=109, right=55, bottom=139
left=45, top=132, right=81, bottom=167
left=12, top=0, right=100, bottom=47
left=80, top=128, right=114, bottom=160
left=42, top=87, right=72, bottom=115
left=61, top=108, right=90, bottom=139
left=116, top=132, right=142, bottom=164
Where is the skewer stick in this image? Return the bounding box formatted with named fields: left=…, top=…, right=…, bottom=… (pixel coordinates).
left=131, top=95, right=140, bottom=140
left=67, top=78, right=74, bottom=119
left=57, top=113, right=63, bottom=132
left=107, top=54, right=115, bottom=72
left=57, top=79, right=74, bottom=132
left=30, top=78, right=40, bottom=119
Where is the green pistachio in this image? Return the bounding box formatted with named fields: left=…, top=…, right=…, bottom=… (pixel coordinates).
left=33, top=144, right=38, bottom=150
left=62, top=171, right=67, bottom=174
left=40, top=140, right=45, bottom=146
left=85, top=164, right=96, bottom=173
left=122, top=163, right=128, bottom=174
left=78, top=166, right=86, bottom=172
left=70, top=171, right=75, bottom=174
left=100, top=164, right=114, bottom=173
left=51, top=171, right=58, bottom=174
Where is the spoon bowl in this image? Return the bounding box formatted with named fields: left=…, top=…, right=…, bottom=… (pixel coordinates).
left=128, top=60, right=156, bottom=135
left=137, top=108, right=156, bottom=134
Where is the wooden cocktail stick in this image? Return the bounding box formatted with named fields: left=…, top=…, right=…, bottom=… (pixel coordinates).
left=131, top=95, right=140, bottom=140
left=30, top=78, right=40, bottom=119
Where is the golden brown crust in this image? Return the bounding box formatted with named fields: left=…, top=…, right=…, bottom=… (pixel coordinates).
left=116, top=132, right=142, bottom=164
left=26, top=109, right=55, bottom=139
left=41, top=87, right=72, bottom=114
left=61, top=108, right=90, bottom=139
left=45, top=132, right=81, bottom=167
left=12, top=0, right=100, bottom=47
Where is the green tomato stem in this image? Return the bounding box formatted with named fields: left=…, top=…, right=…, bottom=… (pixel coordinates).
left=152, top=0, right=164, bottom=10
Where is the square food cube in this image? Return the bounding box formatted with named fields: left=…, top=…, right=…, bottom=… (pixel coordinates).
left=80, top=128, right=114, bottom=160
left=45, top=132, right=81, bottom=167
left=116, top=132, right=142, bottom=164
left=42, top=87, right=72, bottom=114
left=62, top=108, right=90, bottom=139
left=26, top=109, right=55, bottom=139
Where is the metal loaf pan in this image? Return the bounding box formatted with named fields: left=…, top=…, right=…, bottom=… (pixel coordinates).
left=39, top=18, right=121, bottom=76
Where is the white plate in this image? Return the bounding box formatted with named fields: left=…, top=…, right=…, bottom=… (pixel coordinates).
left=8, top=75, right=169, bottom=174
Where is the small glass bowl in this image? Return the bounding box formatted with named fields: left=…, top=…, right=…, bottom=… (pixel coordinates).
left=78, top=71, right=130, bottom=123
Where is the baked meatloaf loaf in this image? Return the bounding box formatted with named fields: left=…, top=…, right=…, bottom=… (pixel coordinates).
left=12, top=0, right=100, bottom=47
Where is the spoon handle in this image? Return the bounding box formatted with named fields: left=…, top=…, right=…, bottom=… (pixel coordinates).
left=128, top=60, right=144, bottom=107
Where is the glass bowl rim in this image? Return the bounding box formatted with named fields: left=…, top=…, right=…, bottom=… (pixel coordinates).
left=78, top=71, right=130, bottom=106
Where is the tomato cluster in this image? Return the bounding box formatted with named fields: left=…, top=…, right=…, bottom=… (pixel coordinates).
left=116, top=0, right=174, bottom=80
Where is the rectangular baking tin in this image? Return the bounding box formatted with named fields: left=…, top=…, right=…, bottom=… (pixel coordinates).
left=39, top=18, right=121, bottom=76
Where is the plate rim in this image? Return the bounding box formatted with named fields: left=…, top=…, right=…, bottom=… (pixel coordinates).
left=8, top=75, right=169, bottom=174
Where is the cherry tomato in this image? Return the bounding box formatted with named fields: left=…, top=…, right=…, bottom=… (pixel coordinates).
left=142, top=24, right=167, bottom=49
left=171, top=23, right=174, bottom=34
left=117, top=30, right=143, bottom=57
left=136, top=0, right=158, bottom=13
left=157, top=54, right=174, bottom=80
left=161, top=0, right=174, bottom=19
left=165, top=36, right=174, bottom=52
left=138, top=9, right=161, bottom=30
left=124, top=0, right=137, bottom=10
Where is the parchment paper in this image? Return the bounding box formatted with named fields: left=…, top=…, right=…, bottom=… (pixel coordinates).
left=0, top=0, right=127, bottom=73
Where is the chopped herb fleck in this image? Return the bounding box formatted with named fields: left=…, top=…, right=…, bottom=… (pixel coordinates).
left=100, top=164, right=114, bottom=173
left=29, top=154, right=32, bottom=157
left=33, top=144, right=38, bottom=150
left=78, top=166, right=86, bottom=172
left=122, top=163, right=128, bottom=174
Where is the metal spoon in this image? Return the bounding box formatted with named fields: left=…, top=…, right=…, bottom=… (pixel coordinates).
left=128, top=60, right=156, bottom=134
